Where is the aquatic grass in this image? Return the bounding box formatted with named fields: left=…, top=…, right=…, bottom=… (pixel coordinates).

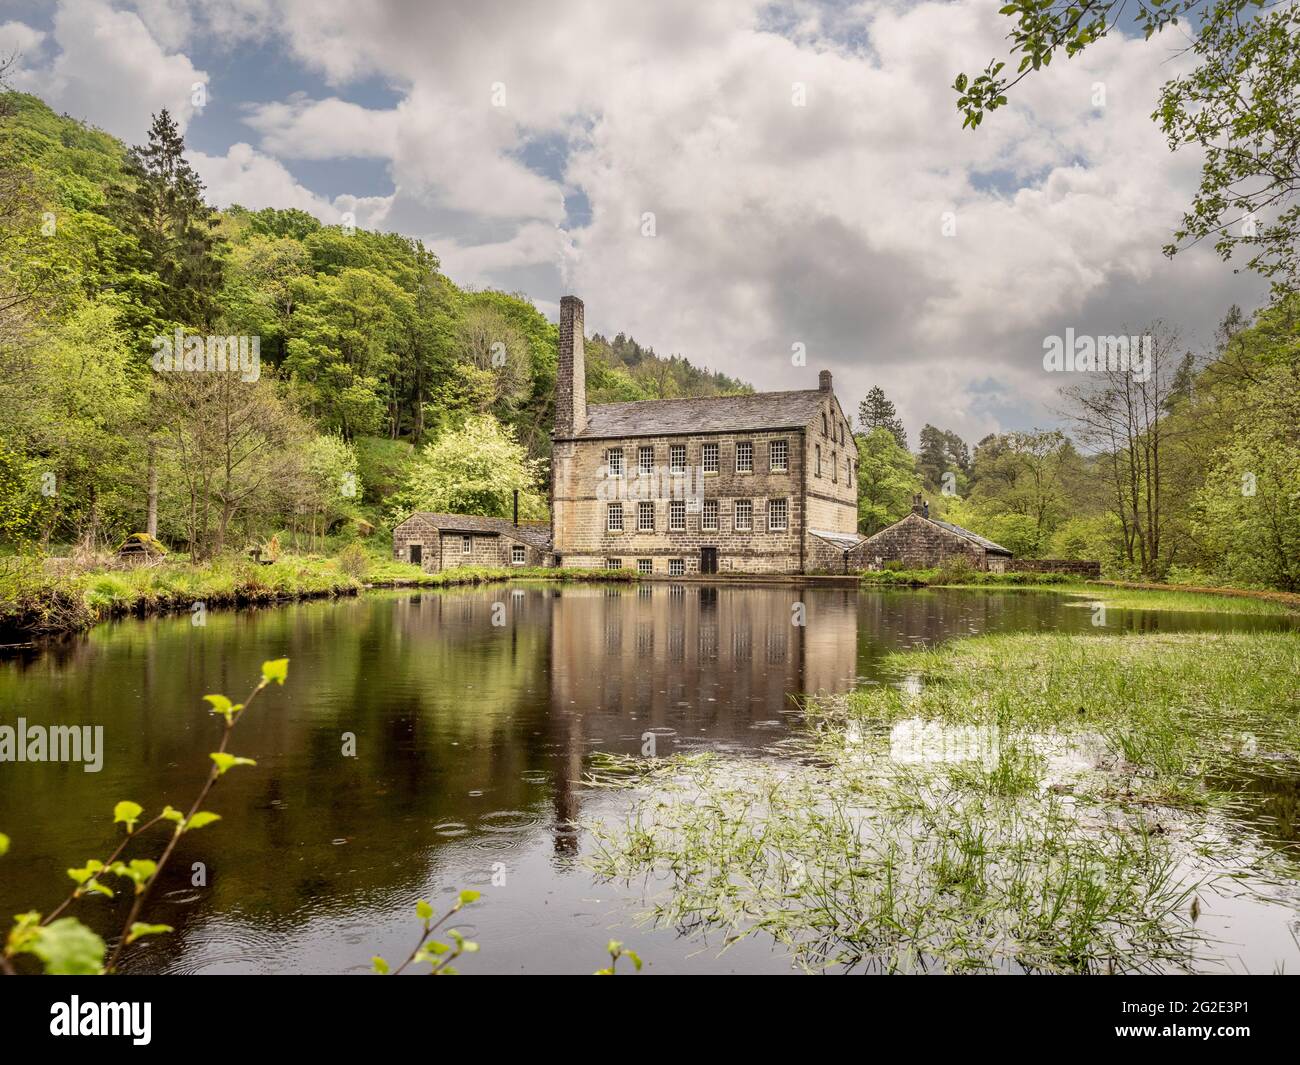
left=586, top=631, right=1299, bottom=974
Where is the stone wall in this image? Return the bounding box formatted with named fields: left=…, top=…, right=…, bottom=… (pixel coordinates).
left=1008, top=559, right=1101, bottom=578
left=392, top=514, right=547, bottom=572
left=858, top=513, right=987, bottom=570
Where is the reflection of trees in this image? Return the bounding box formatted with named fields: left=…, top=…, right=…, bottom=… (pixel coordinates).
left=1, top=582, right=867, bottom=969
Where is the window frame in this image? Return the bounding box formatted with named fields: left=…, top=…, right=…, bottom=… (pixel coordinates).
left=606, top=447, right=624, bottom=478
left=511, top=543, right=526, bottom=565
left=702, top=442, right=719, bottom=474
left=637, top=558, right=653, bottom=575
left=669, top=443, right=687, bottom=472
left=768, top=498, right=788, bottom=531
left=769, top=439, right=788, bottom=472
left=607, top=502, right=624, bottom=532
left=734, top=499, right=753, bottom=532
left=701, top=498, right=719, bottom=532
left=461, top=535, right=472, bottom=554
left=637, top=500, right=655, bottom=532
left=735, top=440, right=753, bottom=473
left=668, top=558, right=685, bottom=576
left=638, top=445, right=654, bottom=475
left=669, top=499, right=686, bottom=531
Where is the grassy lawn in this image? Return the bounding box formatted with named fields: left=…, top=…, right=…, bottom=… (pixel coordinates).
left=586, top=630, right=1300, bottom=974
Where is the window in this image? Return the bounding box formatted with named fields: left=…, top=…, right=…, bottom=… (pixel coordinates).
left=822, top=412, right=828, bottom=436
left=770, top=439, right=788, bottom=472
left=669, top=499, right=686, bottom=531
left=637, top=501, right=655, bottom=531
left=768, top=498, right=788, bottom=531
left=702, top=499, right=719, bottom=531
left=832, top=451, right=838, bottom=483
left=847, top=456, right=853, bottom=483
left=461, top=535, right=472, bottom=554
left=702, top=442, right=719, bottom=473
left=511, top=544, right=526, bottom=564
left=816, top=445, right=822, bottom=477
left=734, top=499, right=753, bottom=531
left=670, top=444, right=686, bottom=472
left=736, top=441, right=753, bottom=473
left=668, top=558, right=685, bottom=576
left=606, top=447, right=624, bottom=477
left=637, top=558, right=653, bottom=575
left=638, top=445, right=654, bottom=475
left=605, top=558, right=623, bottom=570
left=607, top=503, right=624, bottom=532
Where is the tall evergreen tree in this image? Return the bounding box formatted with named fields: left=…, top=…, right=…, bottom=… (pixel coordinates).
left=111, top=109, right=223, bottom=330
left=857, top=386, right=907, bottom=449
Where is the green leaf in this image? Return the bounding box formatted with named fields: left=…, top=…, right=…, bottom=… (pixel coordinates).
left=210, top=752, right=257, bottom=775
left=624, top=948, right=643, bottom=971
left=261, top=658, right=289, bottom=686
left=126, top=922, right=173, bottom=945
left=203, top=694, right=236, bottom=721
left=183, top=811, right=222, bottom=832
left=0, top=832, right=9, bottom=856
left=67, top=860, right=104, bottom=885
left=371, top=955, right=390, bottom=974
left=457, top=889, right=481, bottom=906
left=415, top=899, right=434, bottom=921
left=113, top=800, right=144, bottom=832
left=15, top=917, right=105, bottom=975
left=160, top=805, right=185, bottom=824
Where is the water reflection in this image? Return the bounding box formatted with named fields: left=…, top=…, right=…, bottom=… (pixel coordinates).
left=0, top=583, right=1292, bottom=974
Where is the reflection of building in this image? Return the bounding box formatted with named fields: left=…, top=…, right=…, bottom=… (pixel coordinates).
left=550, top=296, right=861, bottom=575
left=544, top=582, right=858, bottom=852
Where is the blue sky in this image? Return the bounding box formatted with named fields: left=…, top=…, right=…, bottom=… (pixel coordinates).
left=2, top=0, right=1265, bottom=443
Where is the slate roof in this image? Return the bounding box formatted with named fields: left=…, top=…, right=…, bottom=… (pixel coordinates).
left=929, top=518, right=1011, bottom=555
left=809, top=528, right=866, bottom=551
left=401, top=513, right=552, bottom=549
left=576, top=389, right=830, bottom=438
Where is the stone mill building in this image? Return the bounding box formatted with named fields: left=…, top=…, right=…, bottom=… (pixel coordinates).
left=549, top=295, right=861, bottom=575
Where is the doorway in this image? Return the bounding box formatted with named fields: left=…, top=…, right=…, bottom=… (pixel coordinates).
left=409, top=543, right=422, bottom=567
left=700, top=546, right=718, bottom=574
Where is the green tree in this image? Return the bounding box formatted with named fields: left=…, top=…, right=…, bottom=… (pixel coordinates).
left=857, top=386, right=908, bottom=450
left=392, top=415, right=547, bottom=522
left=856, top=428, right=920, bottom=535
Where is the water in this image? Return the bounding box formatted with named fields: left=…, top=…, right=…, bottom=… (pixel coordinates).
left=0, top=584, right=1295, bottom=974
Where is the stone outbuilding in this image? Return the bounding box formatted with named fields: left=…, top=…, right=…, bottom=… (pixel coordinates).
left=854, top=495, right=1012, bottom=571
left=392, top=512, right=552, bottom=573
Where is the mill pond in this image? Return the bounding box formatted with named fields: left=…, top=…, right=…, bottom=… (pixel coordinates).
left=2, top=582, right=1297, bottom=975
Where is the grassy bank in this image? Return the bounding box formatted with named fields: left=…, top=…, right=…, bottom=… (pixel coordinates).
left=859, top=568, right=1298, bottom=615
left=0, top=555, right=636, bottom=641
left=586, top=630, right=1300, bottom=973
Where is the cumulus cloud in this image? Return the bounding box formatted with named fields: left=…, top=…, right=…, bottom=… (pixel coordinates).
left=11, top=0, right=207, bottom=138
left=10, top=0, right=1267, bottom=440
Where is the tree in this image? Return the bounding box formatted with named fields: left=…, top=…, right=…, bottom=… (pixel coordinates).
left=110, top=109, right=223, bottom=329
left=956, top=2, right=1300, bottom=295
left=857, top=387, right=908, bottom=449
left=391, top=415, right=547, bottom=522
left=1062, top=323, right=1189, bottom=577
left=968, top=429, right=1077, bottom=556
left=856, top=428, right=920, bottom=535
left=917, top=425, right=971, bottom=488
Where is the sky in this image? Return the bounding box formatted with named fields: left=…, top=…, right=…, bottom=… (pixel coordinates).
left=1, top=0, right=1267, bottom=444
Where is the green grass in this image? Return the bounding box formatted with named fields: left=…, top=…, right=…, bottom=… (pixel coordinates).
left=858, top=569, right=1297, bottom=615
left=586, top=630, right=1300, bottom=974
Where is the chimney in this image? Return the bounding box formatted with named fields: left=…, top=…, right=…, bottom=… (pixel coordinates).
left=922, top=499, right=929, bottom=519
left=556, top=295, right=587, bottom=438
left=818, top=369, right=832, bottom=392
left=912, top=493, right=923, bottom=515
left=513, top=488, right=519, bottom=527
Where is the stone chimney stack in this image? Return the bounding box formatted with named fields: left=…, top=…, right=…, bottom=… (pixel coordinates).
left=556, top=295, right=587, bottom=438
left=912, top=493, right=924, bottom=515
left=819, top=369, right=833, bottom=392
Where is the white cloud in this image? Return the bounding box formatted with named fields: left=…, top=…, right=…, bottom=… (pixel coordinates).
left=11, top=0, right=206, bottom=138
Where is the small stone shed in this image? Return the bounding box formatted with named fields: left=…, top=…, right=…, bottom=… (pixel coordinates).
left=392, top=513, right=553, bottom=573
left=854, top=496, right=1012, bottom=572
